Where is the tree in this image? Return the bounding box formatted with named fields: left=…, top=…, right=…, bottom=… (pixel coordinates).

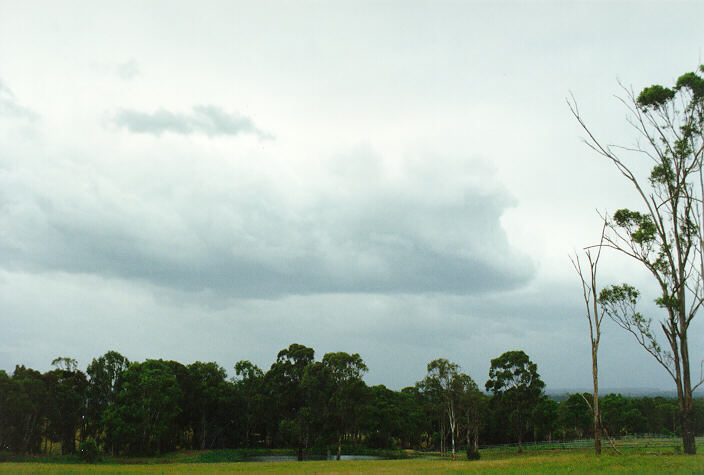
left=422, top=359, right=465, bottom=460
left=50, top=357, right=78, bottom=373
left=558, top=393, right=592, bottom=439
left=416, top=378, right=446, bottom=454
left=85, top=351, right=130, bottom=447
left=361, top=385, right=405, bottom=449
left=321, top=352, right=368, bottom=460
left=44, top=358, right=87, bottom=454
left=570, top=220, right=607, bottom=454
left=419, top=360, right=484, bottom=459
left=2, top=366, right=48, bottom=453
left=600, top=393, right=637, bottom=436
left=420, top=358, right=459, bottom=460
left=398, top=386, right=432, bottom=449
left=265, top=343, right=315, bottom=459
left=300, top=360, right=333, bottom=449
left=532, top=397, right=558, bottom=441
left=184, top=362, right=228, bottom=449
left=233, top=360, right=264, bottom=447
left=0, top=370, right=11, bottom=450
left=570, top=66, right=704, bottom=454
left=456, top=373, right=485, bottom=456
left=103, top=360, right=182, bottom=455
left=485, top=350, right=545, bottom=453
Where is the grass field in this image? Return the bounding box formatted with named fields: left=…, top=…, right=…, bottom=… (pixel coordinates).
left=1, top=450, right=704, bottom=473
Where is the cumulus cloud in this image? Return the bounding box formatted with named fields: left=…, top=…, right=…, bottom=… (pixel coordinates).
left=0, top=81, right=37, bottom=121
left=0, top=147, right=532, bottom=298
left=112, top=105, right=270, bottom=139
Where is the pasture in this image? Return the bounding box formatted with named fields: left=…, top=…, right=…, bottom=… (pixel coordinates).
left=2, top=447, right=704, bottom=473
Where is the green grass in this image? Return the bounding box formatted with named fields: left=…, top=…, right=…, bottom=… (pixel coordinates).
left=1, top=451, right=703, bottom=473
left=0, top=447, right=409, bottom=465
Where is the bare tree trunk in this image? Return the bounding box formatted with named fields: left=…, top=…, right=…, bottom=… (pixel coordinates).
left=466, top=421, right=470, bottom=449
left=515, top=412, right=523, bottom=454
left=571, top=223, right=607, bottom=456
left=200, top=413, right=207, bottom=450
left=592, top=346, right=602, bottom=455
left=448, top=404, right=456, bottom=460
left=440, top=417, right=445, bottom=455
left=680, top=324, right=696, bottom=454
left=681, top=405, right=696, bottom=454
left=680, top=337, right=696, bottom=454
left=296, top=429, right=303, bottom=461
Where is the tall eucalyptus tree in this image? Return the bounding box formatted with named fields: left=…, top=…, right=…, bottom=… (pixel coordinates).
left=570, top=66, right=704, bottom=454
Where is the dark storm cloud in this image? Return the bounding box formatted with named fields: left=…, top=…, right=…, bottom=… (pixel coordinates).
left=0, top=152, right=533, bottom=298
left=112, top=105, right=269, bottom=138
left=0, top=81, right=37, bottom=120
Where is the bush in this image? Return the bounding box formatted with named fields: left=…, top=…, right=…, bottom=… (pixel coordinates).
left=466, top=447, right=480, bottom=460
left=78, top=438, right=100, bottom=463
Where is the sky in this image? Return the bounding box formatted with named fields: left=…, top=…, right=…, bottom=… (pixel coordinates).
left=1, top=1, right=704, bottom=392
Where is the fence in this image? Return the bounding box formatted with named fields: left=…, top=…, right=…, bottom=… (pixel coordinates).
left=479, top=434, right=704, bottom=451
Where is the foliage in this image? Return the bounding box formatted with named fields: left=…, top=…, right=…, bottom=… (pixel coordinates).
left=421, top=358, right=462, bottom=457
left=102, top=360, right=183, bottom=455
left=85, top=351, right=130, bottom=445
left=1, top=346, right=704, bottom=459
left=485, top=351, right=545, bottom=451
left=182, top=361, right=229, bottom=449
left=78, top=438, right=100, bottom=463
left=558, top=393, right=592, bottom=439
left=44, top=362, right=88, bottom=454
left=532, top=397, right=559, bottom=440
left=1, top=366, right=48, bottom=453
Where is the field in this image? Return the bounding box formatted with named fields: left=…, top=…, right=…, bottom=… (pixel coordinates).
left=2, top=448, right=704, bottom=473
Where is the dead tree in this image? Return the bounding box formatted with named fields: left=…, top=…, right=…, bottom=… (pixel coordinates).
left=570, top=218, right=608, bottom=455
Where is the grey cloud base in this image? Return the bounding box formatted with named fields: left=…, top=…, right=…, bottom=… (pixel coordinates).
left=0, top=147, right=532, bottom=298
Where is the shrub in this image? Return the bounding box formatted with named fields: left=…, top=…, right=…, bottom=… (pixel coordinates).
left=466, top=447, right=480, bottom=460
left=78, top=438, right=100, bottom=463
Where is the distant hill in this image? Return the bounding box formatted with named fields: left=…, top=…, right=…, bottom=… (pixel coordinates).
left=546, top=387, right=688, bottom=401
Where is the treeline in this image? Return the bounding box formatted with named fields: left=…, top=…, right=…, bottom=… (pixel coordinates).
left=1, top=344, right=703, bottom=458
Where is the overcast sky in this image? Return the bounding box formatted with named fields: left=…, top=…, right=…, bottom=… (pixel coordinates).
left=1, top=1, right=704, bottom=392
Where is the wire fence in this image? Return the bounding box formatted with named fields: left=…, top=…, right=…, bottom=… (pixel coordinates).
left=479, top=434, right=704, bottom=451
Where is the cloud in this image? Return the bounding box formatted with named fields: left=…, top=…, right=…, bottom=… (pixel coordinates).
left=112, top=105, right=270, bottom=139
left=0, top=81, right=38, bottom=121
left=116, top=59, right=139, bottom=80
left=0, top=147, right=533, bottom=298
left=113, top=108, right=192, bottom=135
